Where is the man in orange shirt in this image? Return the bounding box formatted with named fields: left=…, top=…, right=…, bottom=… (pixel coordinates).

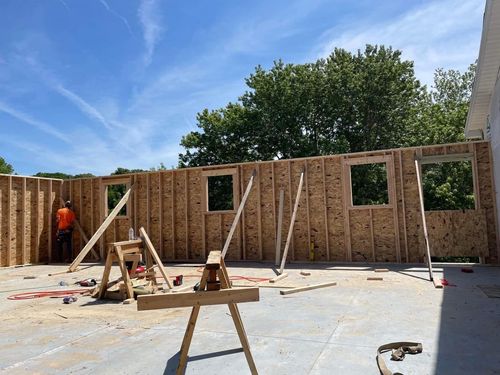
left=56, top=201, right=76, bottom=262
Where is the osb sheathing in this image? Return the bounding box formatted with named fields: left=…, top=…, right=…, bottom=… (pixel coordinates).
left=0, top=140, right=499, bottom=267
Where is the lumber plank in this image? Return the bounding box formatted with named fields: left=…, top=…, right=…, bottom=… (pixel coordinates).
left=433, top=278, right=443, bottom=289
left=206, top=250, right=221, bottom=269
left=414, top=159, right=435, bottom=281
left=21, top=177, right=26, bottom=264
left=398, top=150, right=409, bottom=262
left=269, top=272, right=288, bottom=283
left=257, top=164, right=262, bottom=260
left=305, top=161, right=311, bottom=256
left=201, top=167, right=238, bottom=177
left=185, top=169, right=189, bottom=259
left=7, top=175, right=11, bottom=266
left=48, top=180, right=52, bottom=262
left=68, top=186, right=133, bottom=272
left=321, top=158, right=330, bottom=261
left=139, top=227, right=173, bottom=289
left=221, top=170, right=256, bottom=259
left=389, top=154, right=401, bottom=263
left=137, top=287, right=259, bottom=310
left=369, top=208, right=375, bottom=262
left=280, top=281, right=337, bottom=295
left=146, top=173, right=150, bottom=234
left=275, top=189, right=285, bottom=266
left=279, top=170, right=304, bottom=274
left=36, top=179, right=40, bottom=263
left=158, top=172, right=164, bottom=259
left=367, top=277, right=383, bottom=281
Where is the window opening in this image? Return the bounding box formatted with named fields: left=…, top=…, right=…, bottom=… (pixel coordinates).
left=350, top=163, right=389, bottom=206
left=207, top=174, right=234, bottom=211
left=422, top=160, right=474, bottom=211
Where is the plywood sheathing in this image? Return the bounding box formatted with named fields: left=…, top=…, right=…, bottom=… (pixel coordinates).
left=0, top=140, right=498, bottom=267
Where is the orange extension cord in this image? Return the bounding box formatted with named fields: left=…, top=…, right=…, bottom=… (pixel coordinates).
left=8, top=289, right=90, bottom=300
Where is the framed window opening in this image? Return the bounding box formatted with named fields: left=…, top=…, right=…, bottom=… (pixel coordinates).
left=345, top=155, right=393, bottom=209
left=102, top=177, right=131, bottom=218
left=202, top=168, right=239, bottom=214
left=420, top=154, right=476, bottom=211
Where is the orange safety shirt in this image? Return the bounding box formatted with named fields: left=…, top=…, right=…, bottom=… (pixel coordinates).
left=56, top=207, right=76, bottom=230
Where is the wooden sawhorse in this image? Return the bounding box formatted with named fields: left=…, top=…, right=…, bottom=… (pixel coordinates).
left=137, top=250, right=259, bottom=374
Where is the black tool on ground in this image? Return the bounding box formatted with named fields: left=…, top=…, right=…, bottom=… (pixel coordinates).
left=193, top=281, right=200, bottom=291
left=173, top=275, right=183, bottom=286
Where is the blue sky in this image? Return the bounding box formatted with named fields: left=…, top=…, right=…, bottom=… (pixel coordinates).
left=0, top=0, right=484, bottom=176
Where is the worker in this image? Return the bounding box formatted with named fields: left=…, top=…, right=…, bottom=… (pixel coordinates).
left=56, top=201, right=76, bottom=262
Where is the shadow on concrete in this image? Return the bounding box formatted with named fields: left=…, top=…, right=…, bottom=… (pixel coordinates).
left=394, top=270, right=430, bottom=282
left=164, top=348, right=244, bottom=374
left=80, top=298, right=122, bottom=307
left=434, top=266, right=500, bottom=374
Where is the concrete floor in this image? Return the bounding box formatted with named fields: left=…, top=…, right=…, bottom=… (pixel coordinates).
left=0, top=262, right=499, bottom=375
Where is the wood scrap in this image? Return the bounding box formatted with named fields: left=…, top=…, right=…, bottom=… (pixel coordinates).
left=374, top=268, right=389, bottom=273
left=300, top=271, right=311, bottom=276
left=280, top=281, right=337, bottom=295
left=367, top=277, right=383, bottom=281
left=269, top=273, right=288, bottom=283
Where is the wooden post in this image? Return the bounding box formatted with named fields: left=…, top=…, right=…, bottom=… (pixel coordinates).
left=185, top=169, right=189, bottom=259
left=68, top=186, right=133, bottom=272
left=389, top=154, right=401, bottom=263
left=21, top=177, right=27, bottom=264
left=305, top=161, right=311, bottom=257
left=398, top=151, right=409, bottom=263
left=146, top=173, right=151, bottom=234
left=36, top=179, right=40, bottom=263
left=275, top=190, right=284, bottom=266
left=321, top=158, right=330, bottom=261
left=221, top=170, right=256, bottom=259
left=279, top=170, right=304, bottom=274
left=414, top=159, right=434, bottom=281
left=140, top=227, right=173, bottom=289
left=7, top=175, right=12, bottom=266
left=159, top=172, right=164, bottom=259
left=239, top=165, right=246, bottom=260
left=342, top=158, right=352, bottom=262
left=369, top=208, right=375, bottom=262
left=99, top=177, right=104, bottom=257
left=271, top=162, right=277, bottom=261
left=48, top=179, right=52, bottom=263
left=171, top=171, right=176, bottom=259
left=79, top=179, right=83, bottom=252
left=256, top=164, right=262, bottom=260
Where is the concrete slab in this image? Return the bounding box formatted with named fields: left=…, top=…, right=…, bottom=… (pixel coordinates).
left=0, top=262, right=499, bottom=374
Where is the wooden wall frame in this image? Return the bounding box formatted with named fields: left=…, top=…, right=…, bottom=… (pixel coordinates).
left=0, top=141, right=498, bottom=267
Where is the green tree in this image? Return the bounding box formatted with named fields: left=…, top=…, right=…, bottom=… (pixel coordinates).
left=179, top=45, right=422, bottom=167
left=408, top=65, right=476, bottom=211
left=34, top=172, right=73, bottom=179
left=0, top=157, right=14, bottom=174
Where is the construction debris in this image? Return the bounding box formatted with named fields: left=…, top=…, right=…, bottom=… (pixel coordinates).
left=280, top=281, right=337, bottom=295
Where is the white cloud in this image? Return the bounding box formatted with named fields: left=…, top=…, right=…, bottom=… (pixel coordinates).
left=0, top=101, right=69, bottom=143
left=99, top=0, right=133, bottom=36
left=138, top=0, right=163, bottom=67
left=315, top=0, right=483, bottom=86
left=54, top=84, right=115, bottom=131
